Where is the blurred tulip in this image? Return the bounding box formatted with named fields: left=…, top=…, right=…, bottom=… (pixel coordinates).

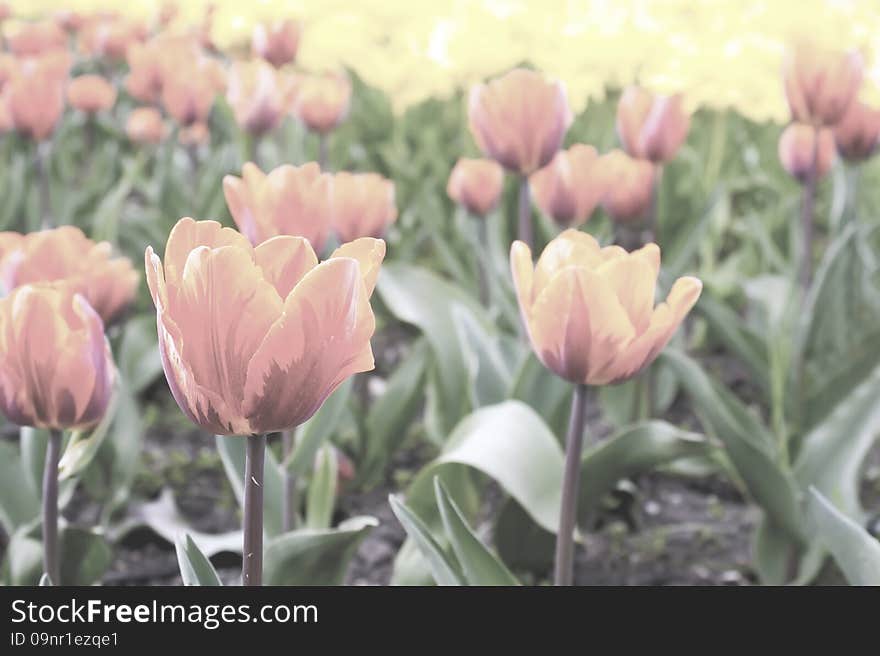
left=598, top=150, right=657, bottom=222
left=0, top=226, right=139, bottom=324
left=529, top=144, right=605, bottom=227
left=7, top=20, right=67, bottom=56
left=227, top=59, right=292, bottom=135
left=778, top=123, right=835, bottom=183
left=252, top=19, right=300, bottom=68
left=158, top=1, right=179, bottom=28
left=178, top=121, right=210, bottom=146
left=54, top=11, right=84, bottom=34
left=67, top=74, right=116, bottom=114
left=783, top=42, right=863, bottom=127
left=0, top=283, right=114, bottom=431
left=468, top=68, right=572, bottom=175
left=162, top=55, right=224, bottom=126
left=616, top=86, right=691, bottom=163
left=446, top=158, right=504, bottom=217
left=293, top=71, right=352, bottom=134
left=0, top=54, right=15, bottom=91
left=224, top=162, right=332, bottom=251
left=144, top=217, right=385, bottom=436
left=331, top=172, right=397, bottom=242
left=833, top=100, right=880, bottom=162
left=0, top=4, right=10, bottom=22
left=79, top=15, right=146, bottom=60
left=126, top=107, right=166, bottom=145
left=511, top=230, right=701, bottom=385
left=125, top=35, right=196, bottom=105
left=6, top=64, right=66, bottom=141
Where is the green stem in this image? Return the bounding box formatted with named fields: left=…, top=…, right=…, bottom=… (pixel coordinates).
left=475, top=212, right=491, bottom=306
left=517, top=175, right=532, bottom=249
left=799, top=126, right=819, bottom=290
left=554, top=384, right=588, bottom=586
left=42, top=429, right=62, bottom=585
left=281, top=427, right=299, bottom=532
left=242, top=434, right=266, bottom=586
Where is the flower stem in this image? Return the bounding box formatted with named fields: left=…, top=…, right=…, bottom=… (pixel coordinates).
left=242, top=433, right=266, bottom=586
left=799, top=127, right=819, bottom=290
left=554, top=384, right=589, bottom=586
left=281, top=427, right=299, bottom=532
left=517, top=175, right=532, bottom=249
left=42, top=429, right=62, bottom=585
left=475, top=212, right=491, bottom=306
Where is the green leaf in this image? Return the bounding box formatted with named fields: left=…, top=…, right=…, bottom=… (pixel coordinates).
left=807, top=488, right=880, bottom=586
left=263, top=516, right=377, bottom=586
left=305, top=445, right=338, bottom=530
left=389, top=495, right=464, bottom=585
left=434, top=478, right=519, bottom=585
left=510, top=354, right=572, bottom=438
left=59, top=527, right=113, bottom=586
left=285, top=378, right=353, bottom=476
left=117, top=315, right=162, bottom=394
left=58, top=390, right=118, bottom=481
left=176, top=534, right=223, bottom=586
left=0, top=441, right=40, bottom=533
left=2, top=528, right=43, bottom=585
left=217, top=435, right=284, bottom=538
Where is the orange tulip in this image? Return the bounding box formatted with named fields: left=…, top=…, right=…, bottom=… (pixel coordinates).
left=598, top=150, right=656, bottom=223
left=223, top=162, right=332, bottom=251
left=7, top=20, right=67, bottom=56
left=227, top=59, right=292, bottom=135
left=79, top=15, right=146, bottom=60
left=833, top=100, right=880, bottom=162
left=0, top=283, right=114, bottom=431
left=331, top=172, right=397, bottom=242
left=162, top=55, right=224, bottom=126
left=783, top=42, right=863, bottom=127
left=126, top=107, right=166, bottom=145
left=616, top=87, right=691, bottom=163
left=0, top=226, right=139, bottom=324
left=6, top=60, right=67, bottom=141
left=145, top=217, right=385, bottom=436
left=125, top=35, right=196, bottom=105
left=468, top=68, right=572, bottom=175
left=778, top=123, right=835, bottom=183
left=529, top=144, right=605, bottom=227
left=67, top=74, right=117, bottom=114
left=447, top=158, right=504, bottom=217
left=511, top=230, right=701, bottom=385
left=292, top=72, right=352, bottom=134
left=252, top=19, right=300, bottom=68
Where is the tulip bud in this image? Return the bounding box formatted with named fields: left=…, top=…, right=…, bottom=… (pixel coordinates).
left=510, top=230, right=701, bottom=385
left=162, top=55, right=224, bottom=127
left=778, top=123, right=835, bottom=183
left=331, top=172, right=397, bottom=242
left=252, top=19, right=300, bottom=68
left=598, top=150, right=657, bottom=222
left=126, top=107, right=166, bottom=145
left=145, top=217, right=385, bottom=435
left=617, top=86, right=691, bottom=163
left=227, top=59, right=291, bottom=136
left=529, top=144, right=605, bottom=227
left=223, top=162, right=333, bottom=251
left=293, top=72, right=352, bottom=135
left=6, top=63, right=66, bottom=141
left=468, top=68, right=572, bottom=175
left=446, top=158, right=504, bottom=217
left=833, top=100, right=880, bottom=163
left=7, top=20, right=67, bottom=56
left=783, top=42, right=863, bottom=127
left=67, top=74, right=117, bottom=114
left=0, top=226, right=139, bottom=324
left=0, top=283, right=115, bottom=431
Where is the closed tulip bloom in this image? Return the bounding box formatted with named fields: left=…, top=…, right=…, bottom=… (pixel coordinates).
left=447, top=158, right=504, bottom=217
left=783, top=42, right=863, bottom=127
left=223, top=162, right=332, bottom=251
left=125, top=36, right=196, bottom=104
left=0, top=226, right=139, bottom=324
left=252, top=19, right=300, bottom=68
left=511, top=230, right=701, bottom=385
left=778, top=123, right=835, bottom=183
left=6, top=67, right=65, bottom=141
left=617, top=87, right=691, bottom=163
left=468, top=68, right=572, bottom=175
left=7, top=20, right=67, bottom=56
left=126, top=107, right=166, bottom=145
left=0, top=283, right=114, bottom=431
left=599, top=149, right=657, bottom=222
left=833, top=100, right=880, bottom=162
left=145, top=217, right=385, bottom=435
left=162, top=56, right=225, bottom=127
left=331, top=172, right=397, bottom=242
left=529, top=144, right=605, bottom=227
left=227, top=59, right=291, bottom=135
left=293, top=72, right=352, bottom=134
left=79, top=16, right=146, bottom=61
left=67, top=75, right=117, bottom=114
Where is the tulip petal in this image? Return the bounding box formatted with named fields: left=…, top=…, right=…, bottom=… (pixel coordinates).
left=510, top=240, right=535, bottom=311
left=330, top=238, right=386, bottom=296
left=596, top=243, right=660, bottom=334
left=533, top=229, right=601, bottom=294
left=163, top=217, right=252, bottom=286
left=255, top=236, right=318, bottom=299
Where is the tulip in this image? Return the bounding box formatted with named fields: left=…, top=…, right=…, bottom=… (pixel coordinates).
left=223, top=162, right=332, bottom=252
left=783, top=42, right=863, bottom=127
left=67, top=74, right=117, bottom=114
left=7, top=20, right=67, bottom=56
left=145, top=217, right=385, bottom=584
left=161, top=55, right=225, bottom=127
left=226, top=59, right=292, bottom=137
left=0, top=226, right=139, bottom=324
left=252, top=19, right=300, bottom=68
left=0, top=4, right=10, bottom=22
left=616, top=86, right=691, bottom=163
left=54, top=11, right=84, bottom=34
left=447, top=158, right=504, bottom=218
left=833, top=100, right=880, bottom=163
left=0, top=283, right=115, bottom=584
left=126, top=107, right=166, bottom=145
left=510, top=229, right=701, bottom=585
left=79, top=15, right=146, bottom=61
left=331, top=172, right=397, bottom=242
left=125, top=35, right=197, bottom=105
left=778, top=123, right=835, bottom=184
left=293, top=71, right=351, bottom=168
left=6, top=63, right=66, bottom=142
left=598, top=149, right=657, bottom=223
left=529, top=144, right=605, bottom=227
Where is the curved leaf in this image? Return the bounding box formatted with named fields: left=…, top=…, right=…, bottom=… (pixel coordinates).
left=286, top=378, right=353, bottom=477
left=176, top=534, right=223, bottom=586
left=0, top=442, right=39, bottom=533
left=808, top=488, right=880, bottom=586
left=389, top=495, right=463, bottom=586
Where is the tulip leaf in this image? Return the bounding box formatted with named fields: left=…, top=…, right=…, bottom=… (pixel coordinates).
left=285, top=378, right=353, bottom=477
left=58, top=527, right=113, bottom=586
left=1, top=527, right=43, bottom=586
left=305, top=445, right=338, bottom=530
left=389, top=495, right=464, bottom=586
left=58, top=389, right=119, bottom=481
left=263, top=516, right=377, bottom=586
left=509, top=354, right=573, bottom=441
left=217, top=435, right=285, bottom=538
left=0, top=441, right=40, bottom=534
left=434, top=478, right=519, bottom=585
left=176, top=534, right=223, bottom=586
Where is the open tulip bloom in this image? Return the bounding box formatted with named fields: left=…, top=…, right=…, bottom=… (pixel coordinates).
left=145, top=217, right=385, bottom=585
left=511, top=230, right=702, bottom=584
